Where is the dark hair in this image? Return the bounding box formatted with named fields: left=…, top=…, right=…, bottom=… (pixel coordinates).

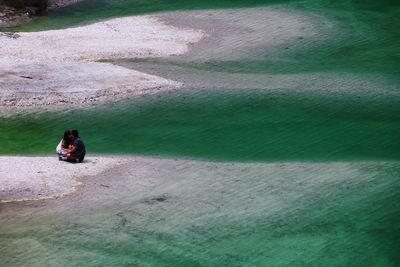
left=62, top=130, right=72, bottom=147
left=71, top=130, right=79, bottom=138
left=63, top=130, right=71, bottom=141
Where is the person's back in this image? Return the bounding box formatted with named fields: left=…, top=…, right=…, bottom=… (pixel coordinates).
left=68, top=130, right=86, bottom=163
left=73, top=137, right=86, bottom=158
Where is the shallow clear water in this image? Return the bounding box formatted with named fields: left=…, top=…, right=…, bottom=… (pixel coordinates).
left=1, top=160, right=399, bottom=266
left=1, top=0, right=399, bottom=266
left=1, top=88, right=400, bottom=161
left=2, top=1, right=400, bottom=160
left=11, top=0, right=293, bottom=31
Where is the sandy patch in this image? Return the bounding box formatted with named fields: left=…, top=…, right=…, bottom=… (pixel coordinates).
left=0, top=157, right=398, bottom=265
left=0, top=15, right=203, bottom=64
left=0, top=156, right=127, bottom=202
left=160, top=8, right=321, bottom=60
left=0, top=61, right=180, bottom=113
left=0, top=15, right=203, bottom=113
left=0, top=8, right=335, bottom=114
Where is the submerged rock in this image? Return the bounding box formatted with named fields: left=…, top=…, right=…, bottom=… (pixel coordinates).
left=0, top=5, right=31, bottom=28
left=48, top=0, right=84, bottom=10
left=0, top=0, right=83, bottom=28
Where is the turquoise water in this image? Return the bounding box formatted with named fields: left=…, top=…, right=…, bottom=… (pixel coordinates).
left=12, top=0, right=293, bottom=31
left=1, top=161, right=399, bottom=266
left=1, top=89, right=400, bottom=161
left=0, top=0, right=399, bottom=266
left=2, top=0, right=400, bottom=159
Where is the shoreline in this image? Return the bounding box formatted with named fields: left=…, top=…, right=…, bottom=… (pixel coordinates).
left=1, top=158, right=398, bottom=266
left=0, top=7, right=325, bottom=114
left=2, top=154, right=398, bottom=204
left=0, top=61, right=181, bottom=116
left=0, top=156, right=128, bottom=203
left=0, top=7, right=355, bottom=203
left=0, top=0, right=84, bottom=28
left=0, top=5, right=31, bottom=28
left=0, top=15, right=204, bottom=114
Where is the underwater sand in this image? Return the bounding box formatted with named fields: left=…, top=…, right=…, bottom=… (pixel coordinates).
left=0, top=0, right=399, bottom=266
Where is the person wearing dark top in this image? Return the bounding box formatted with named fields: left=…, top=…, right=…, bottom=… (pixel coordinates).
left=66, top=130, right=86, bottom=163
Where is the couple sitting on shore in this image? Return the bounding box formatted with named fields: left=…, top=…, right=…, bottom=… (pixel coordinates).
left=56, top=130, right=86, bottom=163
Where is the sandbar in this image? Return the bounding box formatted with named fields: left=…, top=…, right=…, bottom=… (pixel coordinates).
left=0, top=15, right=204, bottom=114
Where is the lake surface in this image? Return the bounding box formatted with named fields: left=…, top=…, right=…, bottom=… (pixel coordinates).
left=1, top=160, right=399, bottom=266
left=1, top=0, right=399, bottom=266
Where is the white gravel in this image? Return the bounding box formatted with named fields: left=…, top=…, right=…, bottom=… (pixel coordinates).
left=0, top=15, right=204, bottom=113
left=0, top=16, right=204, bottom=64
left=0, top=156, right=127, bottom=202
left=0, top=61, right=181, bottom=113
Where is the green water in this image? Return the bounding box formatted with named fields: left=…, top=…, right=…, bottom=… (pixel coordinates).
left=2, top=0, right=399, bottom=159
left=10, top=0, right=400, bottom=76
left=11, top=0, right=293, bottom=31
left=1, top=0, right=400, bottom=266
left=1, top=161, right=399, bottom=266
left=1, top=89, right=400, bottom=161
